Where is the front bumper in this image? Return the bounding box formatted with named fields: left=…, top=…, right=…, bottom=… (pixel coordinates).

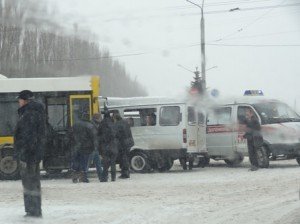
left=268, top=143, right=300, bottom=156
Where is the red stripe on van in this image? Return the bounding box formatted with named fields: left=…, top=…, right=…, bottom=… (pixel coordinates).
left=207, top=125, right=232, bottom=133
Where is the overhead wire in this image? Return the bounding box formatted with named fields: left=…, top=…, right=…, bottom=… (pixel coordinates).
left=212, top=0, right=290, bottom=42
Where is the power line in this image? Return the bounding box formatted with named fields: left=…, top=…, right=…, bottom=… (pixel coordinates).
left=213, top=0, right=290, bottom=42
left=184, top=2, right=300, bottom=15
left=210, top=30, right=300, bottom=41
left=165, top=0, right=283, bottom=10
left=206, top=43, right=300, bottom=47
left=6, top=52, right=148, bottom=63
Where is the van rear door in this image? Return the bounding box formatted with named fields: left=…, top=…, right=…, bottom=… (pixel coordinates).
left=187, top=106, right=198, bottom=153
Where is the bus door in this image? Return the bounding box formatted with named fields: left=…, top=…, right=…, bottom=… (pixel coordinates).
left=206, top=106, right=234, bottom=157
left=187, top=106, right=198, bottom=153
left=69, top=95, right=92, bottom=126
left=197, top=110, right=206, bottom=153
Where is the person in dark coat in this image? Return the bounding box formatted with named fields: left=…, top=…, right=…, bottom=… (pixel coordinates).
left=243, top=108, right=263, bottom=171
left=71, top=113, right=97, bottom=183
left=113, top=113, right=134, bottom=179
left=98, top=111, right=118, bottom=182
left=87, top=113, right=103, bottom=181
left=14, top=90, right=46, bottom=217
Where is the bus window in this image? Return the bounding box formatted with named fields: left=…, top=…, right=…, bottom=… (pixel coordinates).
left=70, top=97, right=91, bottom=125
left=124, top=108, right=157, bottom=126
left=159, top=106, right=181, bottom=126
left=0, top=101, right=18, bottom=136
left=188, top=107, right=196, bottom=125
left=47, top=97, right=68, bottom=130
left=207, top=107, right=232, bottom=125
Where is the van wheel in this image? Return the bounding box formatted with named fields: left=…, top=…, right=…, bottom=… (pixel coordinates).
left=130, top=151, right=150, bottom=173
left=198, top=157, right=210, bottom=168
left=0, top=155, right=20, bottom=180
left=224, top=153, right=244, bottom=166
left=256, top=146, right=269, bottom=168
left=158, top=159, right=174, bottom=172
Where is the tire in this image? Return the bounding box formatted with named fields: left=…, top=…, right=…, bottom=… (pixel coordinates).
left=0, top=155, right=20, bottom=180
left=256, top=146, right=269, bottom=168
left=224, top=153, right=244, bottom=166
left=198, top=157, right=210, bottom=168
left=130, top=151, right=150, bottom=173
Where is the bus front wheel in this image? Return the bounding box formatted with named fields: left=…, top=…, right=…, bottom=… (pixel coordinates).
left=0, top=154, right=20, bottom=180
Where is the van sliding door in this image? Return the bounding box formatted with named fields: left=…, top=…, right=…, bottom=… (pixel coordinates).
left=206, top=107, right=234, bottom=157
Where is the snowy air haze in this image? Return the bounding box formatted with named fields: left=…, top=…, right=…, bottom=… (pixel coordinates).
left=51, top=0, right=300, bottom=106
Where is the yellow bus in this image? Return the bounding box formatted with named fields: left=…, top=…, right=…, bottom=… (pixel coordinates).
left=0, top=76, right=100, bottom=179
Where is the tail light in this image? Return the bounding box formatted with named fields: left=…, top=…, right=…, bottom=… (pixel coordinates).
left=183, top=129, right=187, bottom=143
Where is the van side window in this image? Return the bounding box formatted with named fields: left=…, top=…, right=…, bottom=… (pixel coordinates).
left=159, top=106, right=181, bottom=126
left=198, top=112, right=205, bottom=125
left=207, top=107, right=232, bottom=125
left=188, top=107, right=196, bottom=125
left=237, top=106, right=258, bottom=124
left=124, top=108, right=157, bottom=126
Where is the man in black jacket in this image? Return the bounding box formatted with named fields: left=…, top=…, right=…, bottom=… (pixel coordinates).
left=98, top=112, right=118, bottom=182
left=71, top=113, right=97, bottom=183
left=244, top=108, right=262, bottom=171
left=14, top=90, right=46, bottom=217
left=113, top=113, right=134, bottom=179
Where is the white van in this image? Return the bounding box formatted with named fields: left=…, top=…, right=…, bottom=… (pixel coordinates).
left=100, top=97, right=208, bottom=172
left=206, top=96, right=300, bottom=167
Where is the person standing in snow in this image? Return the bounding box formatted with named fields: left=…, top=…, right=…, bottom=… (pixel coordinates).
left=71, top=113, right=97, bottom=183
left=113, top=113, right=134, bottom=179
left=98, top=111, right=118, bottom=182
left=243, top=108, right=263, bottom=171
left=14, top=90, right=46, bottom=217
left=86, top=113, right=103, bottom=181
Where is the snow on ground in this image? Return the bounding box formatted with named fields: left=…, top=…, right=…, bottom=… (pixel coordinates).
left=0, top=159, right=300, bottom=224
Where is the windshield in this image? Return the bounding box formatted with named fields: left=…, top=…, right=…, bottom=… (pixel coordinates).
left=253, top=102, right=300, bottom=124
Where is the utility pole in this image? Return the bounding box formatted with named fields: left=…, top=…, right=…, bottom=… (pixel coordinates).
left=186, top=0, right=206, bottom=91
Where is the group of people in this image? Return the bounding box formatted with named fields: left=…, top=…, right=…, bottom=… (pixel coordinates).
left=70, top=108, right=134, bottom=183
left=13, top=90, right=134, bottom=217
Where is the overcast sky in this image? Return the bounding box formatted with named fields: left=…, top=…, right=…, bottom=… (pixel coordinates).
left=51, top=0, right=300, bottom=107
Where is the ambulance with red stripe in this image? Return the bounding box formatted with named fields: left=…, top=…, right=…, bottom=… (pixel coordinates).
left=206, top=91, right=300, bottom=167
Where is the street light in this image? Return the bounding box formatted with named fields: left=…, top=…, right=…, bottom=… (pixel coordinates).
left=186, top=0, right=206, bottom=92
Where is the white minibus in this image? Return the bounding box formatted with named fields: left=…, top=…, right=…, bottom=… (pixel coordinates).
left=100, top=97, right=208, bottom=172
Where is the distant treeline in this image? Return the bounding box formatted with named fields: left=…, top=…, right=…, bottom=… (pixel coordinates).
left=0, top=0, right=147, bottom=97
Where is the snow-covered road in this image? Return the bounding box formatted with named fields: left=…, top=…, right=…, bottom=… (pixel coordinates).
left=0, top=159, right=299, bottom=224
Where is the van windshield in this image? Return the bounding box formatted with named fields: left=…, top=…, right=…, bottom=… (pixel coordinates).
left=253, top=102, right=300, bottom=124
